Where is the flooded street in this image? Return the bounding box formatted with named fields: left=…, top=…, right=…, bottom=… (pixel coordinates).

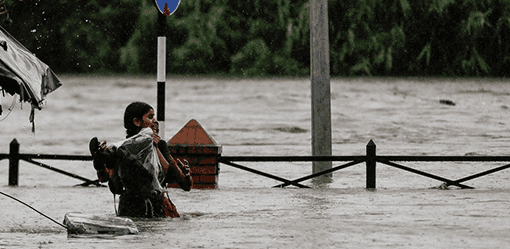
left=2, top=186, right=510, bottom=248
left=2, top=76, right=510, bottom=248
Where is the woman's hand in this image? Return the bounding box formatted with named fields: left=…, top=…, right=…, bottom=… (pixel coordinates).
left=150, top=120, right=160, bottom=144
left=169, top=157, right=192, bottom=191
left=177, top=159, right=191, bottom=176
left=152, top=132, right=161, bottom=144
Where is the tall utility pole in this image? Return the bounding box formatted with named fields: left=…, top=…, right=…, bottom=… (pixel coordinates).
left=310, top=0, right=332, bottom=181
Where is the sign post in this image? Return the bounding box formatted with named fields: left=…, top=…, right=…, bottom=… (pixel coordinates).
left=153, top=0, right=181, bottom=140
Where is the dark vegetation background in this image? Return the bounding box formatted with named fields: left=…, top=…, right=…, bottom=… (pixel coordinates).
left=1, top=0, right=509, bottom=77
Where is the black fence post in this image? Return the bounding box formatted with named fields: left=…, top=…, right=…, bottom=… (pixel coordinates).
left=366, top=140, right=376, bottom=189
left=9, top=139, right=19, bottom=186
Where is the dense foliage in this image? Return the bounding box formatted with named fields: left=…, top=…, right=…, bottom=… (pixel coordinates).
left=1, top=0, right=509, bottom=77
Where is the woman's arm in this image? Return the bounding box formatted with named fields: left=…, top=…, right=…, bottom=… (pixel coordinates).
left=156, top=147, right=170, bottom=172
left=156, top=141, right=193, bottom=191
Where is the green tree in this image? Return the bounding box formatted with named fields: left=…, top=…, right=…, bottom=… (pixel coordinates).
left=226, top=0, right=309, bottom=76
left=170, top=1, right=229, bottom=75
left=4, top=0, right=140, bottom=73
left=1, top=0, right=509, bottom=77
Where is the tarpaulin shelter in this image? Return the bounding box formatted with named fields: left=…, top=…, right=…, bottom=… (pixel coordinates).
left=0, top=25, right=61, bottom=130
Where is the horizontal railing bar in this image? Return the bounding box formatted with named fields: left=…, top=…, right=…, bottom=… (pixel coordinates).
left=19, top=154, right=92, bottom=161
left=379, top=156, right=510, bottom=162
left=221, top=155, right=510, bottom=162
left=220, top=156, right=366, bottom=162
left=3, top=154, right=510, bottom=163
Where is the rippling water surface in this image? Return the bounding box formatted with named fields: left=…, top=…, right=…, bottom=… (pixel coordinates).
left=1, top=76, right=510, bottom=248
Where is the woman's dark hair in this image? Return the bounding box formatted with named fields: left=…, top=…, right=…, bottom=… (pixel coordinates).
left=124, top=101, right=153, bottom=138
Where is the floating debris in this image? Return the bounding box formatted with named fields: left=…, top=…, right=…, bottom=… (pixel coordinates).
left=431, top=182, right=449, bottom=190
left=274, top=127, right=308, bottom=133
left=63, top=213, right=138, bottom=235
left=439, top=99, right=456, bottom=106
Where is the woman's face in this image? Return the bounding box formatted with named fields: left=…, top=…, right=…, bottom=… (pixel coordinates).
left=135, top=109, right=156, bottom=129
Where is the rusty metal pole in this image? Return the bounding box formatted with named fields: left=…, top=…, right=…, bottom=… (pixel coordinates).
left=9, top=139, right=19, bottom=186
left=311, top=0, right=332, bottom=181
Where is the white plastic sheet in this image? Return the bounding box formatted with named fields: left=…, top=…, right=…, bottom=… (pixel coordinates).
left=63, top=213, right=138, bottom=235
left=111, top=128, right=165, bottom=192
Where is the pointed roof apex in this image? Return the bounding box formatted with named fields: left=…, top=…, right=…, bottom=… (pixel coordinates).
left=367, top=139, right=376, bottom=147
left=168, top=119, right=218, bottom=146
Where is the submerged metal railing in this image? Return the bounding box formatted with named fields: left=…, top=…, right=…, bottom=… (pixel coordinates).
left=220, top=140, right=510, bottom=189
left=3, top=138, right=510, bottom=189
left=1, top=139, right=100, bottom=187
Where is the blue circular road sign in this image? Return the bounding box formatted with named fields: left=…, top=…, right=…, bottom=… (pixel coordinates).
left=154, top=0, right=180, bottom=16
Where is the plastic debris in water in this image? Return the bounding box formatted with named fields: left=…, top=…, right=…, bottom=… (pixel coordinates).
left=63, top=213, right=138, bottom=236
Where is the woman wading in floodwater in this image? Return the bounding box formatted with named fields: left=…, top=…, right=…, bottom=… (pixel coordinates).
left=89, top=101, right=192, bottom=218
